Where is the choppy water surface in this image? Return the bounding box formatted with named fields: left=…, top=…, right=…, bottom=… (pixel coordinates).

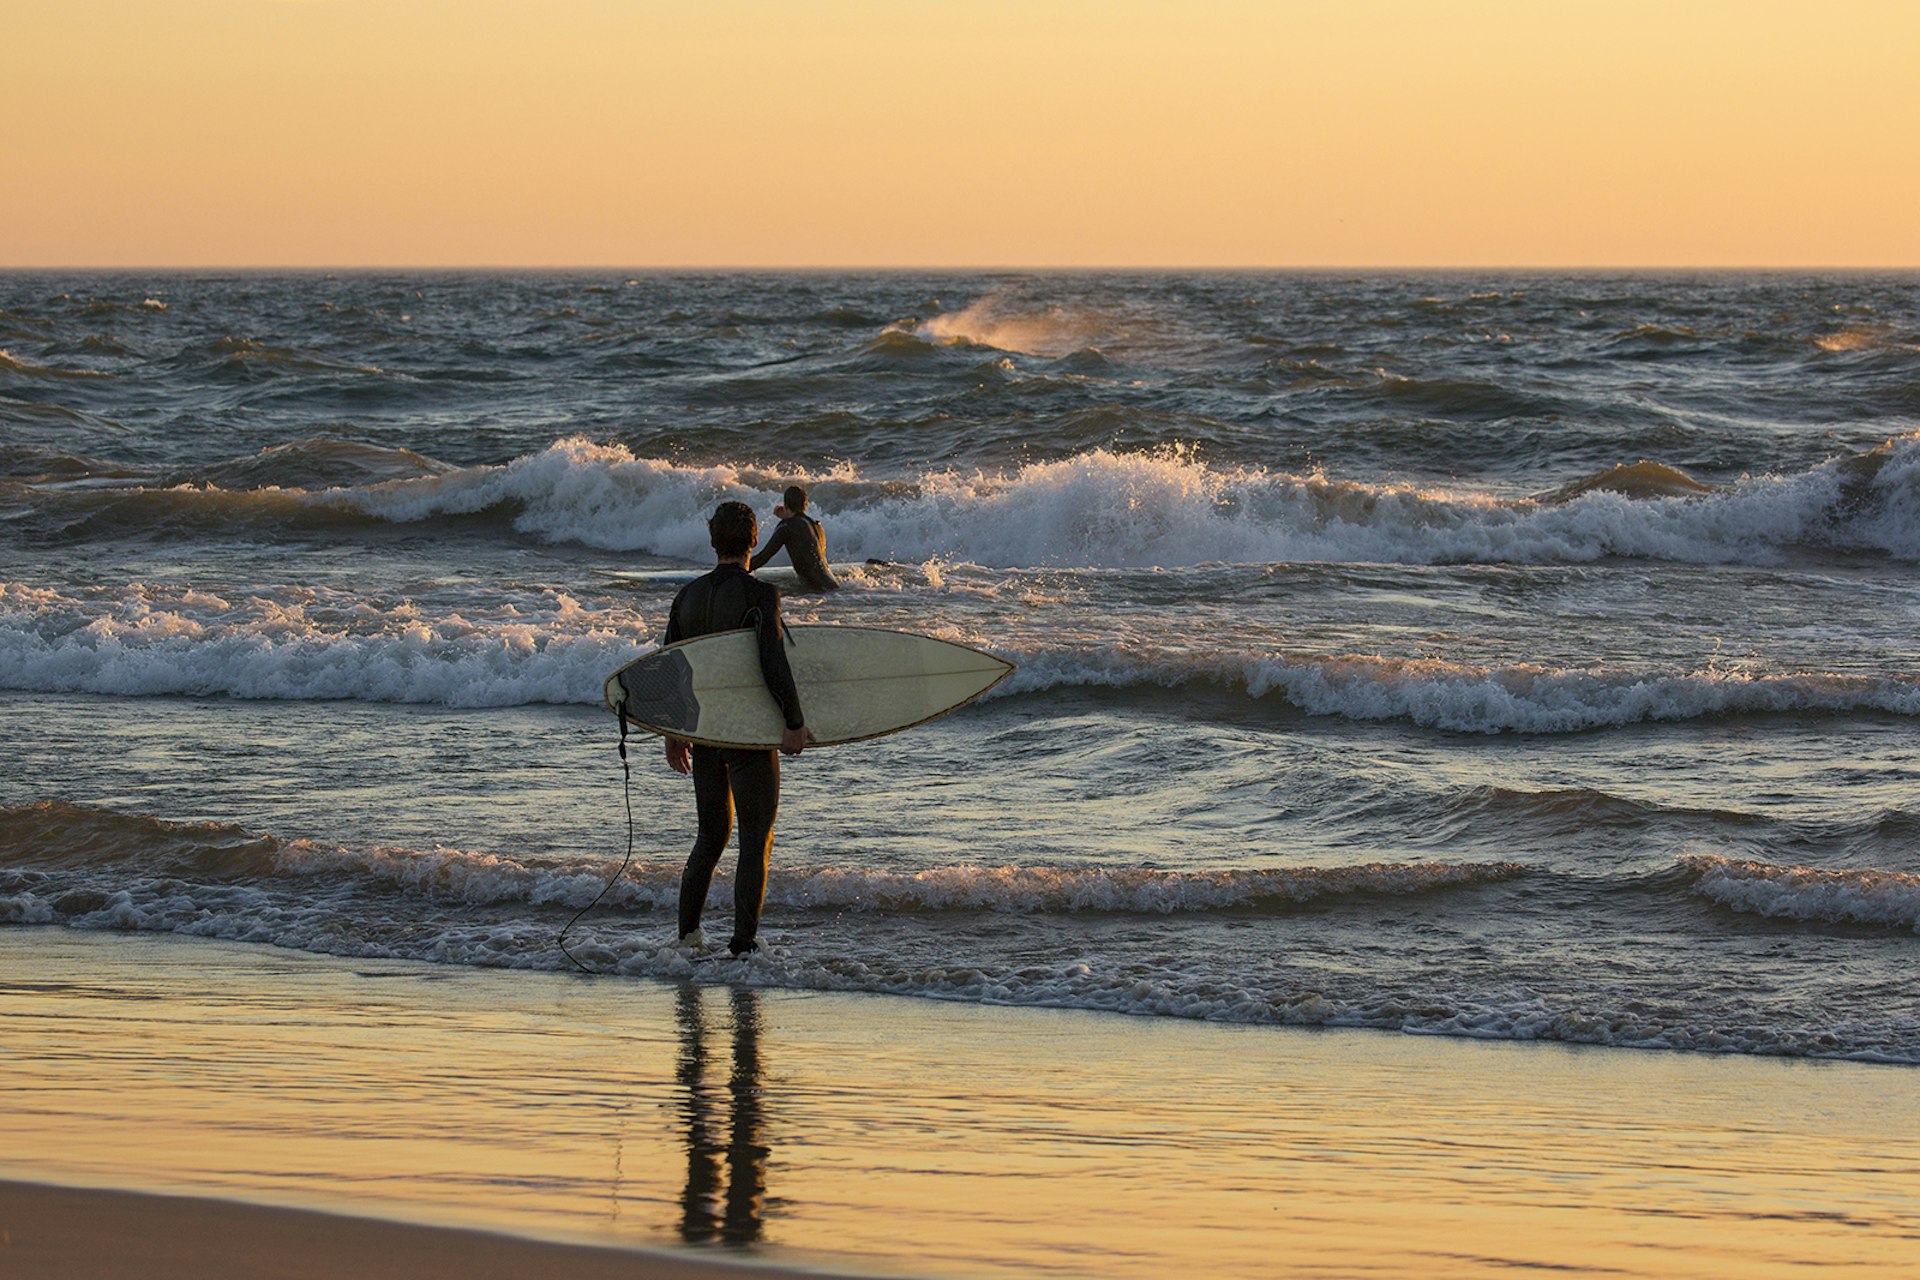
left=2, top=271, right=1916, bottom=1061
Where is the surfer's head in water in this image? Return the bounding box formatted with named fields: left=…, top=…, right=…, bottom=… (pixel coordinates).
left=708, top=501, right=757, bottom=561
left=773, top=485, right=808, bottom=521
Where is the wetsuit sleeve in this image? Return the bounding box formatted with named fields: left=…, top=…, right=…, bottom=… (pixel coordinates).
left=748, top=524, right=789, bottom=573
left=750, top=584, right=804, bottom=730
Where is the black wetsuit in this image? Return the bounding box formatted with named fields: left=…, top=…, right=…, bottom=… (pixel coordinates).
left=749, top=513, right=838, bottom=593
left=664, top=564, right=804, bottom=953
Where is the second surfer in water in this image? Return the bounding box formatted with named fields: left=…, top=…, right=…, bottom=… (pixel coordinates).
left=664, top=501, right=815, bottom=956
left=749, top=484, right=839, bottom=593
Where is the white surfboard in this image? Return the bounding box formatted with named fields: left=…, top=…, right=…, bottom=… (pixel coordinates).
left=604, top=626, right=1014, bottom=748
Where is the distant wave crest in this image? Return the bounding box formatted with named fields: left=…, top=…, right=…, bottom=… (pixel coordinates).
left=890, top=294, right=1131, bottom=358
left=15, top=432, right=1920, bottom=567
left=1683, top=854, right=1920, bottom=931
left=333, top=432, right=1920, bottom=567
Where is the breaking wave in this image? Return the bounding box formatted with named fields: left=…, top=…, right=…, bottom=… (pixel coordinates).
left=1684, top=854, right=1920, bottom=931
left=891, top=295, right=1133, bottom=358
left=0, top=581, right=650, bottom=708
left=4, top=582, right=1917, bottom=732
left=18, top=433, right=1918, bottom=567
left=1814, top=325, right=1920, bottom=354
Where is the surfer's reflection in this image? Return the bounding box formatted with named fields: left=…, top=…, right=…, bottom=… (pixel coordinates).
left=675, top=984, right=770, bottom=1244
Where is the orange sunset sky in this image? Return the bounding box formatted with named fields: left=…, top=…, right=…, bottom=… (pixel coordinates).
left=6, top=0, right=1918, bottom=269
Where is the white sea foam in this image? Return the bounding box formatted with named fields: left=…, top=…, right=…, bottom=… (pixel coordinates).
left=333, top=439, right=765, bottom=560
left=902, top=296, right=1122, bottom=357
left=4, top=581, right=1916, bottom=731
left=314, top=433, right=1920, bottom=568
left=0, top=581, right=651, bottom=707
left=1684, top=855, right=1920, bottom=931
left=0, top=893, right=55, bottom=924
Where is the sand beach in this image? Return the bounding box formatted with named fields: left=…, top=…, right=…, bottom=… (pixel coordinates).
left=0, top=1181, right=837, bottom=1280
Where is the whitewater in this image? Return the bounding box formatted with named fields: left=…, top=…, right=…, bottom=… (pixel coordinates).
left=2, top=269, right=1916, bottom=1063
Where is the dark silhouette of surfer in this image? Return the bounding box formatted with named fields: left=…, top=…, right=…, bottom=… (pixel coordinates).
left=749, top=485, right=839, bottom=593
left=664, top=501, right=814, bottom=956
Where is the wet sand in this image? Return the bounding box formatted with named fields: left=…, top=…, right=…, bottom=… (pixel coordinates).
left=0, top=1180, right=842, bottom=1280
left=2, top=928, right=1915, bottom=1278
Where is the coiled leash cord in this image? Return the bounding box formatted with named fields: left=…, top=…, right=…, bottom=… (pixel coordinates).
left=557, top=700, right=636, bottom=974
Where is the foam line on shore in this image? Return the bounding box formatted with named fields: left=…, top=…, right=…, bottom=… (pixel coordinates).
left=6, top=802, right=1917, bottom=1062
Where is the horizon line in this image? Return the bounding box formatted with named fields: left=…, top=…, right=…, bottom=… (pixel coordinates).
left=5, top=262, right=1920, bottom=275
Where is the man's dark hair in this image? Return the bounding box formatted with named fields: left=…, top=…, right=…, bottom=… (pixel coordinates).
left=708, top=501, right=758, bottom=557
left=783, top=484, right=808, bottom=513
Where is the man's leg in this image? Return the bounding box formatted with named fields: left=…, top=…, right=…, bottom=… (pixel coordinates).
left=724, top=748, right=779, bottom=953
left=679, top=746, right=734, bottom=940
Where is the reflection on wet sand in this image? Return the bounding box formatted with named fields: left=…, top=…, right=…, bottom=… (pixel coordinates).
left=675, top=984, right=769, bottom=1245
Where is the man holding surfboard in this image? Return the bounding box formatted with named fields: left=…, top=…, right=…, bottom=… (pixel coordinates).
left=603, top=504, right=1010, bottom=957
left=662, top=501, right=814, bottom=956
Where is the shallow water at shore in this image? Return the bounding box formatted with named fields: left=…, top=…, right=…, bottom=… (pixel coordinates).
left=5, top=684, right=1918, bottom=1062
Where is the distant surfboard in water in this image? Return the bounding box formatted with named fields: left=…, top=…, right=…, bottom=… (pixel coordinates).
left=604, top=566, right=803, bottom=586
left=605, top=626, right=1014, bottom=748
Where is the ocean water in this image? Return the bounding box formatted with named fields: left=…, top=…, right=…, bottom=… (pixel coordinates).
left=2, top=270, right=1916, bottom=1063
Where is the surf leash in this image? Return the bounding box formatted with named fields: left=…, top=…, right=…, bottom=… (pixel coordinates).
left=557, top=699, right=637, bottom=974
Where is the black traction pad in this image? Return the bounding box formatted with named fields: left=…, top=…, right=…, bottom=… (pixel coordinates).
left=615, top=648, right=699, bottom=733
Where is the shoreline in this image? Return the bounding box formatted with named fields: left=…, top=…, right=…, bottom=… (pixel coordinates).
left=5, top=926, right=1917, bottom=1278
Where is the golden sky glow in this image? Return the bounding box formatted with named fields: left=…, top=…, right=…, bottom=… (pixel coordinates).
left=6, top=0, right=1918, bottom=267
